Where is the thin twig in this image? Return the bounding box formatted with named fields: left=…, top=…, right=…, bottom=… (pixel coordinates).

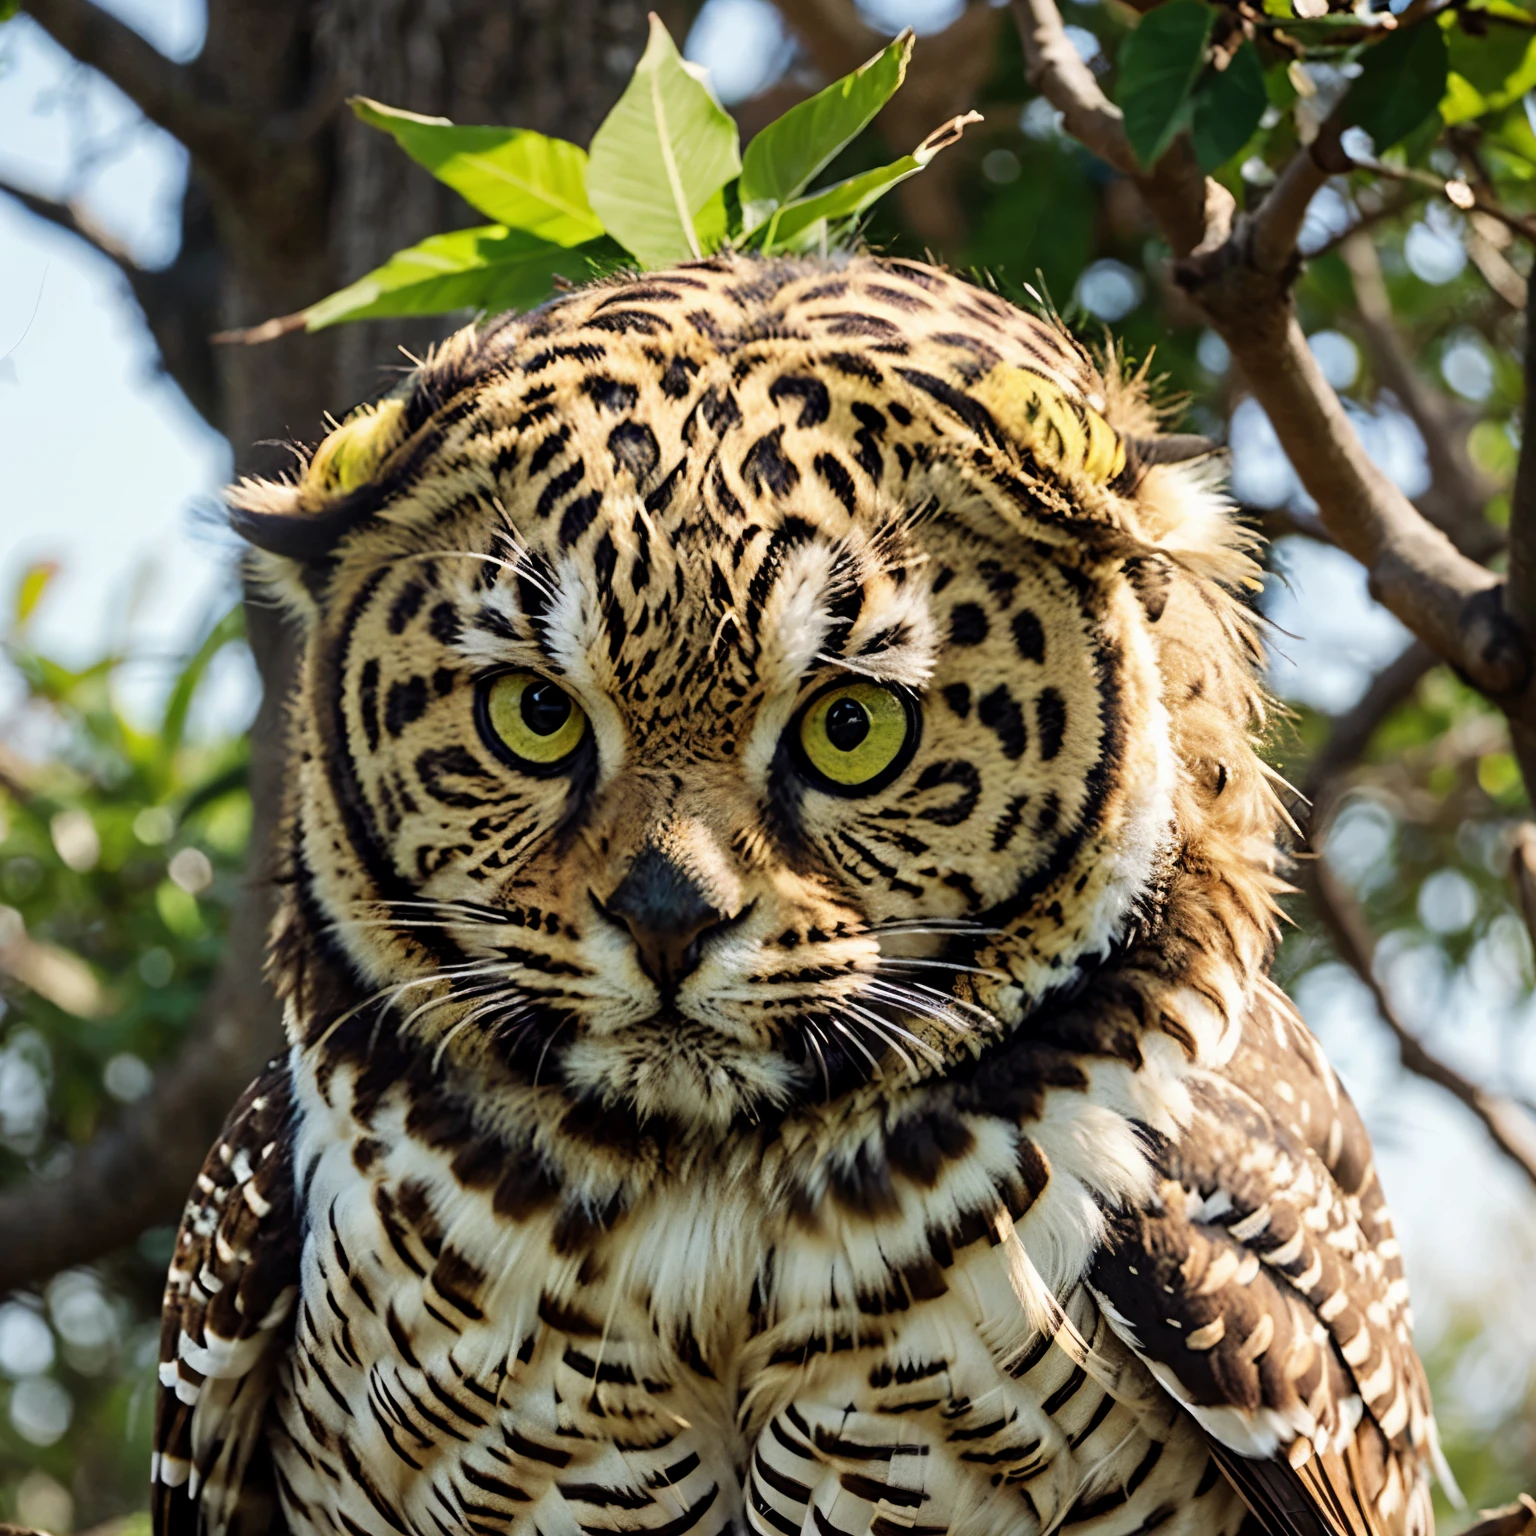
left=1307, top=859, right=1536, bottom=1195
left=0, top=178, right=143, bottom=277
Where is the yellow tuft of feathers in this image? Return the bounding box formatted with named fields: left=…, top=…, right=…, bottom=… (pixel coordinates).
left=974, top=366, right=1125, bottom=485
left=305, top=398, right=407, bottom=497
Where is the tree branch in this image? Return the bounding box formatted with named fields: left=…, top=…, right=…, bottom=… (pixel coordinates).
left=1306, top=859, right=1536, bottom=1196
left=1, top=172, right=224, bottom=430
left=1011, top=0, right=1531, bottom=704
left=23, top=0, right=258, bottom=186
left=1340, top=232, right=1500, bottom=555
left=0, top=178, right=142, bottom=277
left=1507, top=260, right=1536, bottom=661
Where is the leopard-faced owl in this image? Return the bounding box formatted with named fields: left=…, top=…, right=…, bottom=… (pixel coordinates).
left=152, top=254, right=1442, bottom=1536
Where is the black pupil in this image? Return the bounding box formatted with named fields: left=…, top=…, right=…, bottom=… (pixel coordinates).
left=520, top=681, right=572, bottom=737
left=825, top=697, right=871, bottom=752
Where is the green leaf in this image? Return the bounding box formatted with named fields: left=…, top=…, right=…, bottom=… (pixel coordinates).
left=1441, top=72, right=1487, bottom=125
left=760, top=110, right=982, bottom=253
left=739, top=31, right=913, bottom=232
left=303, top=227, right=605, bottom=330
left=349, top=99, right=602, bottom=246
left=1191, top=42, right=1268, bottom=171
left=159, top=605, right=245, bottom=762
left=1440, top=21, right=1536, bottom=123
left=0, top=1, right=19, bottom=19
left=1116, top=1, right=1215, bottom=168
left=13, top=560, right=58, bottom=629
left=1347, top=22, right=1448, bottom=150
left=585, top=14, right=742, bottom=267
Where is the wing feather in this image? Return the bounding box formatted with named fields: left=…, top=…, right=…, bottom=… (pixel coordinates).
left=1089, top=995, right=1435, bottom=1536
left=152, top=1054, right=300, bottom=1536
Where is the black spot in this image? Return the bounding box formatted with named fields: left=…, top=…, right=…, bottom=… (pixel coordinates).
left=700, top=385, right=743, bottom=433
left=769, top=374, right=831, bottom=428
left=384, top=676, right=428, bottom=737
left=895, top=367, right=998, bottom=441
left=942, top=682, right=970, bottom=719
left=825, top=351, right=883, bottom=383
left=992, top=794, right=1031, bottom=852
left=432, top=667, right=456, bottom=697
left=387, top=581, right=427, bottom=635
left=581, top=374, right=638, bottom=413
left=814, top=453, right=857, bottom=515
left=527, top=424, right=571, bottom=477
left=585, top=308, right=670, bottom=336
left=978, top=561, right=1019, bottom=607
left=978, top=685, right=1027, bottom=760
left=949, top=603, right=988, bottom=646
left=1035, top=687, right=1066, bottom=760
left=429, top=602, right=461, bottom=645
left=559, top=490, right=603, bottom=547
left=742, top=426, right=801, bottom=498
left=850, top=401, right=885, bottom=482
left=536, top=461, right=585, bottom=519
left=659, top=355, right=699, bottom=398
left=907, top=760, right=981, bottom=826
left=1011, top=609, right=1045, bottom=664
left=608, top=420, right=659, bottom=482
left=1036, top=791, right=1061, bottom=834
left=358, top=658, right=381, bottom=753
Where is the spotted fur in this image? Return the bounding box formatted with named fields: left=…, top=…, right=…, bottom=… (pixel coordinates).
left=154, top=253, right=1439, bottom=1536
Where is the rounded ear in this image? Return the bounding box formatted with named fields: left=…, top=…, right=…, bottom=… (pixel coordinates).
left=226, top=397, right=410, bottom=563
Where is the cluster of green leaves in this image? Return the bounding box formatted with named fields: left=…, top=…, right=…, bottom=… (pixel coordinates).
left=0, top=571, right=251, bottom=1529
left=1114, top=0, right=1536, bottom=180
left=301, top=18, right=977, bottom=332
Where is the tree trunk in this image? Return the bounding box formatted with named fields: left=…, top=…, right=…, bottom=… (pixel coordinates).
left=0, top=0, right=672, bottom=1294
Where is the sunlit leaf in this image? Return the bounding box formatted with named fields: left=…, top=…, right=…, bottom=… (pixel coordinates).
left=739, top=31, right=912, bottom=232
left=585, top=14, right=742, bottom=266
left=302, top=227, right=607, bottom=329
left=758, top=111, right=981, bottom=253
left=1347, top=21, right=1448, bottom=151
left=1191, top=42, right=1267, bottom=171
left=1116, top=0, right=1214, bottom=167
left=1440, top=20, right=1536, bottom=124
left=350, top=98, right=602, bottom=245
left=1440, top=72, right=1487, bottom=125
left=13, top=561, right=58, bottom=629
left=159, top=605, right=245, bottom=763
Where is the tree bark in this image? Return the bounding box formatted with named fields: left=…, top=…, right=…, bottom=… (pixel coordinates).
left=0, top=0, right=661, bottom=1293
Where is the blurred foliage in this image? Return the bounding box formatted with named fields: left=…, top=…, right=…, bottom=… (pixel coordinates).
left=8, top=0, right=1536, bottom=1524
left=0, top=569, right=250, bottom=1530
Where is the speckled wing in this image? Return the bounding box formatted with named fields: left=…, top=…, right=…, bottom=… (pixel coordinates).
left=153, top=1056, right=299, bottom=1536
left=1089, top=992, right=1436, bottom=1536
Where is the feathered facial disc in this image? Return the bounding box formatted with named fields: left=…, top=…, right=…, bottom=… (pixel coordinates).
left=238, top=255, right=1250, bottom=1130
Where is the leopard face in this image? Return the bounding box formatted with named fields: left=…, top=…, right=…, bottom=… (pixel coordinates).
left=239, top=254, right=1267, bottom=1132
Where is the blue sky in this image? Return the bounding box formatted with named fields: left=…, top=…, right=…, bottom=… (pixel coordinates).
left=3, top=0, right=1535, bottom=1380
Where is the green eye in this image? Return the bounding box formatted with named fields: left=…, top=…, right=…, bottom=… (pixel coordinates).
left=794, top=681, right=918, bottom=796
left=478, top=671, right=588, bottom=772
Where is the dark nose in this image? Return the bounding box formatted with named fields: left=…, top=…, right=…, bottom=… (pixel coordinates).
left=599, top=847, right=729, bottom=992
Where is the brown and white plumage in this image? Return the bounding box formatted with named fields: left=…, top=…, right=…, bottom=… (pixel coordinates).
left=154, top=253, right=1441, bottom=1536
